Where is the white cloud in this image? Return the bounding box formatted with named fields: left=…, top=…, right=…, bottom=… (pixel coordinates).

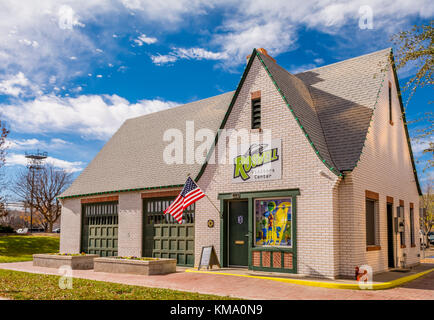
left=6, top=153, right=84, bottom=173
left=151, top=47, right=228, bottom=65
left=5, top=138, right=71, bottom=151
left=120, top=0, right=215, bottom=24
left=0, top=72, right=40, bottom=97
left=0, top=93, right=178, bottom=140
left=314, top=58, right=324, bottom=65
left=411, top=138, right=432, bottom=156
left=0, top=0, right=431, bottom=93
left=134, top=34, right=157, bottom=46
left=289, top=63, right=319, bottom=74
left=18, top=39, right=39, bottom=48
left=213, top=21, right=296, bottom=67
left=57, top=5, right=85, bottom=30
left=175, top=48, right=228, bottom=60
left=151, top=54, right=178, bottom=65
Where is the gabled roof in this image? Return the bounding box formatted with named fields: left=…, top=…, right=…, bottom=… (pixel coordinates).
left=295, top=49, right=390, bottom=171
left=60, top=47, right=421, bottom=199
left=60, top=92, right=234, bottom=198
left=258, top=48, right=390, bottom=172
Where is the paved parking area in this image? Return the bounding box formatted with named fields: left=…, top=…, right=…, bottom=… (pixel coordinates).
left=0, top=261, right=433, bottom=300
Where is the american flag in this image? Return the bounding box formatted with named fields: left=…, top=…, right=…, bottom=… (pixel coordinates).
left=164, top=177, right=205, bottom=224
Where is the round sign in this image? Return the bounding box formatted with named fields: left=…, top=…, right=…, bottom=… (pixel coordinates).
left=207, top=219, right=214, bottom=228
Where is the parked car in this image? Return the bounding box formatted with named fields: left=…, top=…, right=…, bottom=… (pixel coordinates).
left=53, top=228, right=60, bottom=233
left=428, top=232, right=434, bottom=245
left=420, top=230, right=428, bottom=249
left=16, top=228, right=29, bottom=234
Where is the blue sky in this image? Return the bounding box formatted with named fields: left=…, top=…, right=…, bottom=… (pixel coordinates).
left=0, top=0, right=432, bottom=197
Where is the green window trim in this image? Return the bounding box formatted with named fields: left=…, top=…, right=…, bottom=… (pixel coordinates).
left=219, top=189, right=298, bottom=274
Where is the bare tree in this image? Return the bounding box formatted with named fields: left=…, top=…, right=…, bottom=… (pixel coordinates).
left=0, top=119, right=9, bottom=218
left=15, top=164, right=72, bottom=232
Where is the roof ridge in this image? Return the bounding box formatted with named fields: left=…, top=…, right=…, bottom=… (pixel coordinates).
left=257, top=51, right=340, bottom=175
left=295, top=47, right=391, bottom=74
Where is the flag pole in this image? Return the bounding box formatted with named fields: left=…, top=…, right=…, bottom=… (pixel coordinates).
left=187, top=173, right=221, bottom=217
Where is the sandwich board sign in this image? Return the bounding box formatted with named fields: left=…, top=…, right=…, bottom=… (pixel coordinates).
left=198, top=245, right=220, bottom=270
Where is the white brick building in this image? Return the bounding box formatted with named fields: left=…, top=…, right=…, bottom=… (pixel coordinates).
left=59, top=48, right=421, bottom=279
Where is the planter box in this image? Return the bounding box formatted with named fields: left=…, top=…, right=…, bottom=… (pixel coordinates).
left=33, top=254, right=98, bottom=270
left=94, top=257, right=176, bottom=275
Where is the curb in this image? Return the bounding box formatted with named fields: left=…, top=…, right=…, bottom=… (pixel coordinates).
left=185, top=268, right=434, bottom=290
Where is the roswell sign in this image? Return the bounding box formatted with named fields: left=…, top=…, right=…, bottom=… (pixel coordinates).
left=232, top=139, right=282, bottom=183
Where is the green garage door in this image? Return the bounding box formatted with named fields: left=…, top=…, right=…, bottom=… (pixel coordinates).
left=81, top=202, right=118, bottom=257
left=143, top=198, right=195, bottom=266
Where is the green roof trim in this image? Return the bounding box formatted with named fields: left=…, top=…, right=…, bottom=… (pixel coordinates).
left=255, top=51, right=343, bottom=177
left=389, top=49, right=422, bottom=195
left=57, top=184, right=184, bottom=200
left=194, top=49, right=258, bottom=183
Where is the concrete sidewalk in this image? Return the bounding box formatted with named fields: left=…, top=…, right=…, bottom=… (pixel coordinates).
left=1, top=261, right=433, bottom=300
left=189, top=263, right=434, bottom=285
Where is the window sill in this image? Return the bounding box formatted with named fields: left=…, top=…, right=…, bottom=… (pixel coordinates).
left=411, top=244, right=416, bottom=248
left=366, top=245, right=381, bottom=251
left=252, top=246, right=293, bottom=252
left=401, top=245, right=406, bottom=249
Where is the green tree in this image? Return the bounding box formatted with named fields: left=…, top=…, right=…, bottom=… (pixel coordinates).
left=421, top=183, right=434, bottom=244
left=392, top=22, right=433, bottom=171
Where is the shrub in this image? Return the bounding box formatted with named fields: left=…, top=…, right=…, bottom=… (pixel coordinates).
left=0, top=225, right=15, bottom=233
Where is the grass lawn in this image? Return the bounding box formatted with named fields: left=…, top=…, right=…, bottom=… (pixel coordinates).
left=0, top=235, right=60, bottom=263
left=0, top=269, right=236, bottom=300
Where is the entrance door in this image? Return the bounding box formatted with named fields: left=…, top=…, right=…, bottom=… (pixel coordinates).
left=228, top=201, right=248, bottom=267
left=387, top=203, right=395, bottom=268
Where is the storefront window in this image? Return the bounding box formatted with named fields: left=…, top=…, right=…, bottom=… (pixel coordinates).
left=255, top=198, right=292, bottom=247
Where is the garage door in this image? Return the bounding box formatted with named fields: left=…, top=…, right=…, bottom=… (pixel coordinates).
left=143, top=198, right=195, bottom=266
left=81, top=202, right=118, bottom=257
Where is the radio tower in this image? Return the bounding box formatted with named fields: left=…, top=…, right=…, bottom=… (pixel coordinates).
left=25, top=150, right=47, bottom=233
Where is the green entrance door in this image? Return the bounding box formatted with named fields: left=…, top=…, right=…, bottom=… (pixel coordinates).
left=228, top=201, right=248, bottom=266
left=143, top=198, right=195, bottom=266
left=81, top=202, right=118, bottom=257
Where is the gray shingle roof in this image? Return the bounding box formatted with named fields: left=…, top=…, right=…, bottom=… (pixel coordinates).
left=296, top=49, right=390, bottom=171
left=60, top=92, right=234, bottom=197
left=61, top=48, right=393, bottom=198
left=258, top=48, right=390, bottom=172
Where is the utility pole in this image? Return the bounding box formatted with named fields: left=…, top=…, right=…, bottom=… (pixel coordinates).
left=25, top=150, right=47, bottom=233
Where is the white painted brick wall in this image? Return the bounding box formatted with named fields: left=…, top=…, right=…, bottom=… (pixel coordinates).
left=59, top=198, right=82, bottom=253
left=118, top=192, right=143, bottom=257
left=338, top=65, right=420, bottom=276
left=60, top=57, right=420, bottom=280
left=196, top=56, right=341, bottom=278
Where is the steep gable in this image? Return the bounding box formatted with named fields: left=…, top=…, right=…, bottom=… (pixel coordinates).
left=296, top=49, right=390, bottom=171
